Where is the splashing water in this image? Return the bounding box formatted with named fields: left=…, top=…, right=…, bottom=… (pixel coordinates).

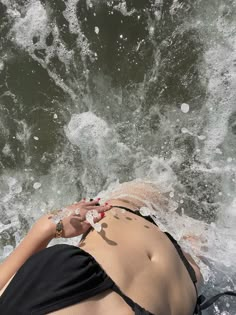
left=0, top=0, right=236, bottom=313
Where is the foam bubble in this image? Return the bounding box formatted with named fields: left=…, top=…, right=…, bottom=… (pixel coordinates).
left=169, top=191, right=174, bottom=198
left=181, top=127, right=191, bottom=134
left=0, top=61, right=4, bottom=71
left=33, top=182, right=41, bottom=190
left=180, top=103, right=190, bottom=113
left=2, top=144, right=12, bottom=157
left=65, top=112, right=109, bottom=147
left=149, top=26, right=155, bottom=36
left=197, top=135, right=206, bottom=141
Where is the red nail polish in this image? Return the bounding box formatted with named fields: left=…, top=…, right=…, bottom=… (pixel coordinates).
left=101, top=212, right=105, bottom=218
left=97, top=198, right=101, bottom=201
left=105, top=202, right=108, bottom=205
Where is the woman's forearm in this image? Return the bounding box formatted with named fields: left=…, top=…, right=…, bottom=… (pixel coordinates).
left=0, top=199, right=110, bottom=291
left=0, top=215, right=55, bottom=290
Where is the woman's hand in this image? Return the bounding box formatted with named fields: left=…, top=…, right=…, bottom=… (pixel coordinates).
left=49, top=199, right=112, bottom=238
left=0, top=199, right=111, bottom=291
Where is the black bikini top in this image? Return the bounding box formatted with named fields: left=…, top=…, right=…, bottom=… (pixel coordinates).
left=112, top=205, right=157, bottom=226
left=80, top=204, right=157, bottom=243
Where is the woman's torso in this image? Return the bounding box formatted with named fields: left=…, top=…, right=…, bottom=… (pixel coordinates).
left=0, top=184, right=198, bottom=315
left=77, top=203, right=197, bottom=315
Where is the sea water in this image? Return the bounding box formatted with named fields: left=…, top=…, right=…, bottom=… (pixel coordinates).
left=0, top=1, right=236, bottom=313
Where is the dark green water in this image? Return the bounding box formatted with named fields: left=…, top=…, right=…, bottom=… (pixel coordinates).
left=0, top=1, right=236, bottom=313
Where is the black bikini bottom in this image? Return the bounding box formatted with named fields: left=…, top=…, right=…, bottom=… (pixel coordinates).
left=0, top=244, right=154, bottom=315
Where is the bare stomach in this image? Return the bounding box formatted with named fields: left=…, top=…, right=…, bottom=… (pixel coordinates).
left=47, top=290, right=134, bottom=315
left=0, top=193, right=199, bottom=315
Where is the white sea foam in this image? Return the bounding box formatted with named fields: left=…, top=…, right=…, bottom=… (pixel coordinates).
left=198, top=3, right=236, bottom=164
left=169, top=0, right=185, bottom=16
left=63, top=0, right=94, bottom=59
left=193, top=5, right=236, bottom=264
left=8, top=0, right=82, bottom=100
left=201, top=44, right=236, bottom=163
left=12, top=1, right=48, bottom=49
left=113, top=1, right=136, bottom=16
left=65, top=112, right=132, bottom=195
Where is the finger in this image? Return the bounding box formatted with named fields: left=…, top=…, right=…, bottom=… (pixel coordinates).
left=83, top=198, right=101, bottom=206
left=97, top=204, right=112, bottom=212
left=85, top=204, right=112, bottom=212
left=93, top=212, right=106, bottom=222
left=71, top=202, right=82, bottom=207
left=83, top=211, right=105, bottom=225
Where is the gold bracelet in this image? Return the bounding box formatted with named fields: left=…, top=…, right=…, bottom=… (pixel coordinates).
left=55, top=220, right=64, bottom=238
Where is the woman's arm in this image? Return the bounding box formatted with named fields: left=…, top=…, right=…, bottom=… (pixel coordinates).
left=0, top=199, right=111, bottom=291
left=0, top=215, right=55, bottom=291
